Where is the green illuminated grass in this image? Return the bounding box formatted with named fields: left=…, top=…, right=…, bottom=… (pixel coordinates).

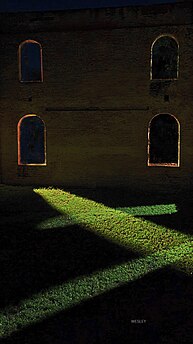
left=36, top=188, right=193, bottom=274
left=0, top=241, right=191, bottom=338
left=116, top=203, right=177, bottom=216
left=0, top=186, right=192, bottom=342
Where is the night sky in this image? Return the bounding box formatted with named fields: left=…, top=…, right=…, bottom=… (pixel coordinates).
left=0, top=0, right=176, bottom=12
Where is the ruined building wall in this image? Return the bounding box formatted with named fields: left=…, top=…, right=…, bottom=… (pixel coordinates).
left=0, top=1, right=193, bottom=192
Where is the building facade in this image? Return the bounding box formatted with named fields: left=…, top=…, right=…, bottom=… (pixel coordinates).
left=0, top=0, right=193, bottom=192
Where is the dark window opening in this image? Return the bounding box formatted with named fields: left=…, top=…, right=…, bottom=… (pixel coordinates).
left=151, top=36, right=178, bottom=80
left=20, top=40, right=42, bottom=82
left=148, top=114, right=179, bottom=166
left=18, top=115, right=46, bottom=165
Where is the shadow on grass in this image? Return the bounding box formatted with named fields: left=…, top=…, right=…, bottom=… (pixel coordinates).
left=2, top=267, right=193, bottom=344
left=67, top=187, right=193, bottom=235
left=1, top=186, right=193, bottom=344
left=0, top=186, right=138, bottom=309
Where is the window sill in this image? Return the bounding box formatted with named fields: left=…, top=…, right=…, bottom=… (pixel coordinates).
left=18, top=163, right=47, bottom=166
left=148, top=163, right=179, bottom=167
left=150, top=78, right=178, bottom=81
left=19, top=80, right=43, bottom=83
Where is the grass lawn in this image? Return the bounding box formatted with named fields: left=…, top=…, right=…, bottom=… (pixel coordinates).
left=0, top=185, right=192, bottom=343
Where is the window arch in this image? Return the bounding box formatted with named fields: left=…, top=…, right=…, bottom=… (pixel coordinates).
left=18, top=115, right=46, bottom=165
left=151, top=35, right=179, bottom=80
left=148, top=113, right=180, bottom=167
left=19, top=40, right=43, bottom=82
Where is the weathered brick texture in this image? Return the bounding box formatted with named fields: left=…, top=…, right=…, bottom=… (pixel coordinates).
left=0, top=1, right=193, bottom=192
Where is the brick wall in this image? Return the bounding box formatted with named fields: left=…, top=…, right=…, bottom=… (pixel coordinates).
left=0, top=1, right=193, bottom=192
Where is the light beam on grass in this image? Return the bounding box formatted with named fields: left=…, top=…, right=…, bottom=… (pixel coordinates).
left=0, top=241, right=192, bottom=339
left=35, top=188, right=193, bottom=274
left=38, top=205, right=178, bottom=228
left=116, top=204, right=177, bottom=216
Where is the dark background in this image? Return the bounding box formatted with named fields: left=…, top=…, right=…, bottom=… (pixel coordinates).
left=0, top=0, right=176, bottom=13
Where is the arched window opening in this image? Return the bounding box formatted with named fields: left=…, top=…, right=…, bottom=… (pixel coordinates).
left=148, top=114, right=180, bottom=167
left=18, top=115, right=46, bottom=165
left=19, top=40, right=43, bottom=82
left=151, top=36, right=179, bottom=80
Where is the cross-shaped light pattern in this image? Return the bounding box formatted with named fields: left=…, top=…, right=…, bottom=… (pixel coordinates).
left=36, top=188, right=192, bottom=275
left=1, top=188, right=192, bottom=339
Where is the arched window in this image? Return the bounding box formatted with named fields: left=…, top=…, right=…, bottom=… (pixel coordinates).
left=148, top=114, right=180, bottom=167
left=18, top=115, right=46, bottom=165
left=19, top=40, right=43, bottom=82
left=151, top=35, right=179, bottom=80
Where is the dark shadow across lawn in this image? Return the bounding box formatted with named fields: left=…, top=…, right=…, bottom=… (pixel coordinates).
left=2, top=267, right=193, bottom=344
left=0, top=186, right=138, bottom=310
left=1, top=186, right=193, bottom=344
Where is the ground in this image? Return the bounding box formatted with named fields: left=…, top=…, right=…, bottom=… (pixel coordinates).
left=0, top=185, right=192, bottom=343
